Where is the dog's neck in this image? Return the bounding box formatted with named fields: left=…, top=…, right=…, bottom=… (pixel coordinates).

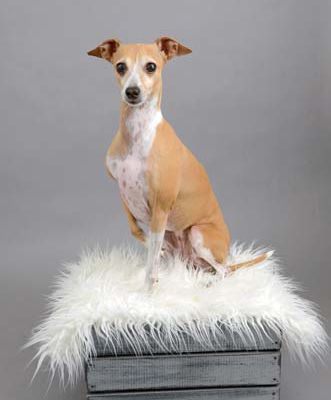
left=119, top=95, right=163, bottom=147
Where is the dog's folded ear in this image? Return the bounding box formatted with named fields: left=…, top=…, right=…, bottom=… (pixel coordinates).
left=87, top=38, right=121, bottom=62
left=155, top=37, right=192, bottom=61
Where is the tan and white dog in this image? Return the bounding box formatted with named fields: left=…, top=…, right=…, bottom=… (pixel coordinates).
left=88, top=37, right=271, bottom=289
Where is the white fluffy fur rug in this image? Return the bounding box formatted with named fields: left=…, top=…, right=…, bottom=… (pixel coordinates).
left=27, top=244, right=328, bottom=384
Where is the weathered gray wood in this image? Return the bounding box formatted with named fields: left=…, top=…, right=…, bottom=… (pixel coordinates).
left=87, top=386, right=280, bottom=399
left=92, top=324, right=281, bottom=356
left=86, top=351, right=280, bottom=393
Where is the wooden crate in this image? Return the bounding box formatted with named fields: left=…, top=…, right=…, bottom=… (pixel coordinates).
left=85, top=324, right=281, bottom=399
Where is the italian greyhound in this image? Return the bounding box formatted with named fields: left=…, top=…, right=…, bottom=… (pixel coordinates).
left=88, top=37, right=272, bottom=290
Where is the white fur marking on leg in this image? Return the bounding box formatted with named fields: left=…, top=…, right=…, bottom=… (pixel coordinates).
left=190, top=229, right=216, bottom=265
left=189, top=228, right=228, bottom=277
left=145, top=231, right=165, bottom=289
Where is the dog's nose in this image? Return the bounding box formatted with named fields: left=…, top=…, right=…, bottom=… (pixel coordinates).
left=125, top=86, right=141, bottom=100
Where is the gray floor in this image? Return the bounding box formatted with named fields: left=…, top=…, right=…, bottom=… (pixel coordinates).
left=1, top=1, right=330, bottom=399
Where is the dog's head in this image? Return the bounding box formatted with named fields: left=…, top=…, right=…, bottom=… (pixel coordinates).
left=88, top=37, right=191, bottom=107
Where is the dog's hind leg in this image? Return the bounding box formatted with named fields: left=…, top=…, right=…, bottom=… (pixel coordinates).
left=188, top=224, right=230, bottom=276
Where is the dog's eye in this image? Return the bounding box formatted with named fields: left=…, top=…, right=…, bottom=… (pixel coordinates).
left=116, top=62, right=127, bottom=75
left=145, top=62, right=157, bottom=73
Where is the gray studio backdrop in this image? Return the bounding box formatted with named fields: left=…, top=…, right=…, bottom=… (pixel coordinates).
left=1, top=0, right=330, bottom=399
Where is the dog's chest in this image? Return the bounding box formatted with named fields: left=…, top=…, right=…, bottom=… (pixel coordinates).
left=106, top=108, right=162, bottom=224
left=109, top=151, right=149, bottom=224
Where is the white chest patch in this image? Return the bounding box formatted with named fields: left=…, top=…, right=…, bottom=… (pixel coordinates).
left=107, top=103, right=162, bottom=225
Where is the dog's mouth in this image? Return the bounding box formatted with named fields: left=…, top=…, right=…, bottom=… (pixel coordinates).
left=125, top=98, right=143, bottom=106
left=123, top=97, right=145, bottom=107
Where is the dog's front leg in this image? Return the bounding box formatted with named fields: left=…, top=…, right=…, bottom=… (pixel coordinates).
left=145, top=206, right=168, bottom=291
left=121, top=199, right=146, bottom=245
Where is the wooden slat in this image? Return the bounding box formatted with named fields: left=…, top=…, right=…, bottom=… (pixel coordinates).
left=86, top=351, right=281, bottom=393
left=87, top=386, right=280, bottom=399
left=92, top=324, right=281, bottom=356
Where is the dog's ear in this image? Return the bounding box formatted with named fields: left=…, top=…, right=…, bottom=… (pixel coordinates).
left=87, top=38, right=121, bottom=62
left=155, top=36, right=192, bottom=61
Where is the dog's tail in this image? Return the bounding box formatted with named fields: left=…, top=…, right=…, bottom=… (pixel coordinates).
left=228, top=250, right=274, bottom=272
